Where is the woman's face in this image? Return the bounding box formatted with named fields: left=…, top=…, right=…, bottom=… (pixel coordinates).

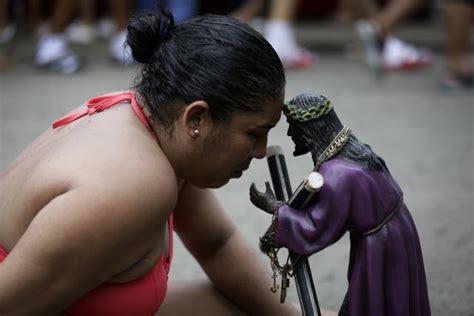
left=193, top=97, right=283, bottom=188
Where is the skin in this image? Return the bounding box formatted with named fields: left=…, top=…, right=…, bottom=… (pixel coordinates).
left=339, top=0, right=421, bottom=37
left=0, top=90, right=303, bottom=315
left=442, top=1, right=473, bottom=76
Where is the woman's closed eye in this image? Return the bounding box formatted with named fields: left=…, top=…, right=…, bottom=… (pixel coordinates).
left=247, top=130, right=269, bottom=142
left=248, top=132, right=261, bottom=140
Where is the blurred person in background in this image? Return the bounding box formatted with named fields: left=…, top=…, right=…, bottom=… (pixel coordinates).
left=261, top=0, right=318, bottom=70
left=30, top=0, right=136, bottom=73
left=64, top=0, right=117, bottom=45
left=162, top=0, right=318, bottom=70
left=63, top=0, right=97, bottom=45
left=68, top=0, right=195, bottom=65
left=0, top=8, right=307, bottom=316
left=236, top=0, right=318, bottom=70
left=29, top=0, right=83, bottom=74
left=339, top=0, right=433, bottom=74
left=107, top=0, right=134, bottom=65
left=440, top=0, right=473, bottom=91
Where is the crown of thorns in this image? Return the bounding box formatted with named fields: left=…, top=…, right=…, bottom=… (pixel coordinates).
left=282, top=97, right=333, bottom=122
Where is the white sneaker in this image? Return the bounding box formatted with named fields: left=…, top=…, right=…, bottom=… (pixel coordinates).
left=109, top=30, right=133, bottom=65
left=35, top=34, right=82, bottom=74
left=264, top=20, right=318, bottom=70
left=97, top=18, right=116, bottom=41
left=66, top=22, right=95, bottom=44
left=383, top=37, right=433, bottom=71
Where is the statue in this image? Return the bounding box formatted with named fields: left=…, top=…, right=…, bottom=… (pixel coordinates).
left=251, top=94, right=431, bottom=316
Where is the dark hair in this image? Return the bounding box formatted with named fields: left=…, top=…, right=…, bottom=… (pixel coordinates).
left=337, top=135, right=389, bottom=172
left=127, top=9, right=285, bottom=132
left=288, top=111, right=387, bottom=172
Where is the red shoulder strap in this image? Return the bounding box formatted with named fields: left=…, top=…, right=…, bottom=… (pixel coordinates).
left=52, top=92, right=157, bottom=138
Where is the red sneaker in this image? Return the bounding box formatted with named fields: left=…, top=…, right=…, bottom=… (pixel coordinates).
left=282, top=49, right=319, bottom=71
left=383, top=37, right=433, bottom=71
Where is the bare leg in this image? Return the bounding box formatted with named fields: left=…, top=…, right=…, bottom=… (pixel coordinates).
left=108, top=0, right=134, bottom=64
left=27, top=0, right=43, bottom=30
left=109, top=0, right=130, bottom=32
left=230, top=0, right=265, bottom=22
left=350, top=0, right=421, bottom=37
left=338, top=0, right=377, bottom=22
left=442, top=1, right=473, bottom=76
left=156, top=280, right=245, bottom=316
left=80, top=0, right=96, bottom=26
left=49, top=0, right=78, bottom=34
left=373, top=0, right=422, bottom=37
left=268, top=0, right=299, bottom=20
left=0, top=0, right=7, bottom=30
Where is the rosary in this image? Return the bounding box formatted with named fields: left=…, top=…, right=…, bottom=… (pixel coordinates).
left=259, top=212, right=300, bottom=303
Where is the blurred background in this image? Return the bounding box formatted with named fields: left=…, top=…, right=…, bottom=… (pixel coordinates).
left=0, top=0, right=473, bottom=315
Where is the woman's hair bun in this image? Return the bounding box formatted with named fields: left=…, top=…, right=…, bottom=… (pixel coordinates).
left=127, top=8, right=175, bottom=64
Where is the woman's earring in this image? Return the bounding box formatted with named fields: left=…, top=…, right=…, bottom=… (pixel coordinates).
left=193, top=129, right=200, bottom=137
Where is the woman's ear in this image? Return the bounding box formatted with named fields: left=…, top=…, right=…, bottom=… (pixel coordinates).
left=181, top=100, right=211, bottom=138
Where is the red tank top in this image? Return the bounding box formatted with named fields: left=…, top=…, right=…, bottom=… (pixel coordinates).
left=0, top=92, right=173, bottom=315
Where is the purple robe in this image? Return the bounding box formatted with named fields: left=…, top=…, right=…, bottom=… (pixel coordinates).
left=276, top=159, right=431, bottom=316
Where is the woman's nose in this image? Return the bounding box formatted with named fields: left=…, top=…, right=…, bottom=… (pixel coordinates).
left=252, top=137, right=268, bottom=159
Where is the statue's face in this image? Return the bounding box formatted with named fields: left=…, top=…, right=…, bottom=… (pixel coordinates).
left=287, top=123, right=308, bottom=156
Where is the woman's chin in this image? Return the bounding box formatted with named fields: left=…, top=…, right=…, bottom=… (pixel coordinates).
left=193, top=177, right=231, bottom=189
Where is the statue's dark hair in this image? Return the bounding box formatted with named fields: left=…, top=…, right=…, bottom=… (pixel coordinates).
left=336, top=135, right=389, bottom=172
left=127, top=8, right=286, bottom=132
left=288, top=112, right=388, bottom=172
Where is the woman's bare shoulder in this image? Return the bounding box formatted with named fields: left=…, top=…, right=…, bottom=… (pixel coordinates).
left=28, top=123, right=179, bottom=222
left=76, top=139, right=178, bottom=209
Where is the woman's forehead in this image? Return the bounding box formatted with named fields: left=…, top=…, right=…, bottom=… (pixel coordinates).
left=242, top=100, right=282, bottom=126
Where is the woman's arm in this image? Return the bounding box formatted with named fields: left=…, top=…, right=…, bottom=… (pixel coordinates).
left=174, top=183, right=300, bottom=316
left=0, top=174, right=176, bottom=315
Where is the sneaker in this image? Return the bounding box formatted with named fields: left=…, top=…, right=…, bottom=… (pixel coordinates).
left=35, top=34, right=82, bottom=74
left=66, top=22, right=95, bottom=44
left=355, top=20, right=383, bottom=76
left=281, top=48, right=318, bottom=71
left=264, top=20, right=318, bottom=71
left=96, top=18, right=116, bottom=41
left=383, top=37, right=433, bottom=71
left=109, top=30, right=134, bottom=65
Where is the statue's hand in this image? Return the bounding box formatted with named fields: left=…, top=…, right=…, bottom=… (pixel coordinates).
left=249, top=181, right=278, bottom=214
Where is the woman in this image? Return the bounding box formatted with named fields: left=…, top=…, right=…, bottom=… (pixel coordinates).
left=0, top=9, right=299, bottom=315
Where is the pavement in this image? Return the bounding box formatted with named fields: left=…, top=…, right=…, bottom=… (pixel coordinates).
left=0, top=21, right=473, bottom=315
